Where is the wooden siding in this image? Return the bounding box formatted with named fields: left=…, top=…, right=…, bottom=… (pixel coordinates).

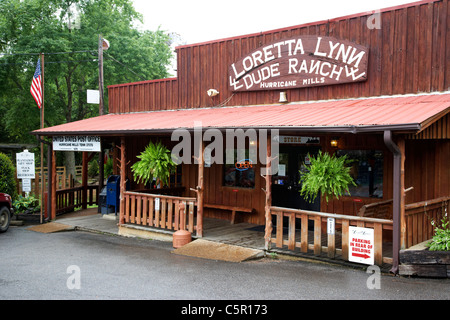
left=406, top=113, right=450, bottom=139
left=108, top=0, right=449, bottom=113
left=404, top=139, right=450, bottom=204
left=108, top=78, right=178, bottom=114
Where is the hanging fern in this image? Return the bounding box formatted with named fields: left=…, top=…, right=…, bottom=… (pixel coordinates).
left=299, top=151, right=356, bottom=203
left=131, top=141, right=177, bottom=187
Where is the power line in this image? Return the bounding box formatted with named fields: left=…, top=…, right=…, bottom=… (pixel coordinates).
left=0, top=50, right=96, bottom=56
left=0, top=59, right=97, bottom=66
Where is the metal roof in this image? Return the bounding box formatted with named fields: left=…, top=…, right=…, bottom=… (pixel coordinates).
left=33, top=93, right=450, bottom=136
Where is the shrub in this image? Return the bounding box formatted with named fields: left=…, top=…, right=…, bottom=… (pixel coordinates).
left=13, top=195, right=40, bottom=214
left=428, top=216, right=450, bottom=251
left=0, top=152, right=17, bottom=199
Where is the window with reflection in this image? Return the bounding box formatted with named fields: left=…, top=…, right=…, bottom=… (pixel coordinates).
left=223, top=149, right=255, bottom=189
left=336, top=150, right=384, bottom=198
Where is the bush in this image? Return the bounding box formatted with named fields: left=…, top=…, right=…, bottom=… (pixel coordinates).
left=428, top=216, right=450, bottom=251
left=88, top=159, right=99, bottom=178
left=0, top=152, right=17, bottom=199
left=13, top=195, right=40, bottom=214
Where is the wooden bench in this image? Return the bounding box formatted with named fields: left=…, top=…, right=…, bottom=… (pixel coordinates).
left=204, top=203, right=253, bottom=224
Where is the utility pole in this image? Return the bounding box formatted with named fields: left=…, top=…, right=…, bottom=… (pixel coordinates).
left=98, top=34, right=104, bottom=116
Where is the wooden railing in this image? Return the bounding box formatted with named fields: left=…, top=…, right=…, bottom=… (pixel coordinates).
left=268, top=206, right=393, bottom=266
left=404, top=196, right=449, bottom=248
left=122, top=191, right=197, bottom=233
left=56, top=185, right=98, bottom=215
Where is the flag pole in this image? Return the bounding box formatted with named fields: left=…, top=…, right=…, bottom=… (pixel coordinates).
left=40, top=53, right=44, bottom=224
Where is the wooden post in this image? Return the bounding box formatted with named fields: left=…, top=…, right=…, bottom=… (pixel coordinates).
left=82, top=152, right=88, bottom=210
left=264, top=133, right=273, bottom=251
left=51, top=150, right=56, bottom=220
left=118, top=137, right=126, bottom=225
left=196, top=140, right=204, bottom=237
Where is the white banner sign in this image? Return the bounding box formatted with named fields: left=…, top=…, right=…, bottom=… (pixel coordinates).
left=53, top=136, right=101, bottom=152
left=16, top=150, right=36, bottom=179
left=349, top=226, right=375, bottom=265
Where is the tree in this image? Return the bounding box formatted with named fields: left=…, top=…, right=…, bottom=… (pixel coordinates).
left=0, top=0, right=173, bottom=175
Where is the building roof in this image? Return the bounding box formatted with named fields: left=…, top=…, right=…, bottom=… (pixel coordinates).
left=32, top=93, right=450, bottom=136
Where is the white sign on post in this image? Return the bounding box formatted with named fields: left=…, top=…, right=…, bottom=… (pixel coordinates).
left=16, top=150, right=36, bottom=179
left=327, top=218, right=335, bottom=235
left=87, top=90, right=100, bottom=104
left=349, top=226, right=375, bottom=265
left=22, top=179, right=31, bottom=193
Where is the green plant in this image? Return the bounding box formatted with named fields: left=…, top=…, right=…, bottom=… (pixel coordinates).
left=0, top=152, right=17, bottom=199
left=299, top=151, right=356, bottom=203
left=427, top=216, right=450, bottom=251
left=104, top=158, right=113, bottom=177
left=13, top=195, right=40, bottom=214
left=88, top=159, right=99, bottom=178
left=131, top=141, right=177, bottom=187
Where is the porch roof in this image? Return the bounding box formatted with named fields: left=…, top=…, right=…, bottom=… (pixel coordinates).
left=32, top=92, right=450, bottom=136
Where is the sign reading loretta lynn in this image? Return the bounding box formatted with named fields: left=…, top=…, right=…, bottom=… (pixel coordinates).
left=228, top=36, right=368, bottom=92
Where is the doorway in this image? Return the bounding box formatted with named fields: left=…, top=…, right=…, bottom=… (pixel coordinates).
left=271, top=145, right=321, bottom=211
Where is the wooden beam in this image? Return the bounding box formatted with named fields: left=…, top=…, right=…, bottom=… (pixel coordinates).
left=118, top=137, right=126, bottom=225
left=196, top=139, right=204, bottom=237
left=82, top=152, right=88, bottom=210
left=51, top=150, right=56, bottom=220
left=264, top=133, right=273, bottom=251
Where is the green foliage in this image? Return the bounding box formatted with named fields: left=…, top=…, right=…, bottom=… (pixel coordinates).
left=0, top=0, right=173, bottom=144
left=13, top=194, right=40, bottom=213
left=0, top=152, right=17, bottom=199
left=131, top=141, right=177, bottom=187
left=104, top=157, right=113, bottom=177
left=427, top=216, right=450, bottom=251
left=299, top=151, right=356, bottom=203
left=88, top=159, right=98, bottom=178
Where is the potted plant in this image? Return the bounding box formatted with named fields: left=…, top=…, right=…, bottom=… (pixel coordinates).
left=131, top=141, right=177, bottom=188
left=299, top=151, right=356, bottom=203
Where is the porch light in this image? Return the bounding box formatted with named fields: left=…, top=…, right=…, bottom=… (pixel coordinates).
left=330, top=137, right=339, bottom=148
left=279, top=91, right=287, bottom=103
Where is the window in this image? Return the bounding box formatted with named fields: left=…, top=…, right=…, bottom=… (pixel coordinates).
left=223, top=149, right=255, bottom=189
left=336, top=150, right=383, bottom=198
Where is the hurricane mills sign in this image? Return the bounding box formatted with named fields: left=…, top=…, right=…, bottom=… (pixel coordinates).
left=229, top=36, right=369, bottom=92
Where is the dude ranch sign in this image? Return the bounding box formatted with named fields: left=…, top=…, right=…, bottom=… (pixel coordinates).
left=229, top=36, right=368, bottom=92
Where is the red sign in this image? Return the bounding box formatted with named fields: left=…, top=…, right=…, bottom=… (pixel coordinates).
left=229, top=36, right=369, bottom=92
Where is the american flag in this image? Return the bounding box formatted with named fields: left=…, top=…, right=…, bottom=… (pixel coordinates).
left=30, top=58, right=42, bottom=108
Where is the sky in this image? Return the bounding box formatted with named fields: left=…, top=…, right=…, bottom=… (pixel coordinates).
left=133, top=0, right=417, bottom=46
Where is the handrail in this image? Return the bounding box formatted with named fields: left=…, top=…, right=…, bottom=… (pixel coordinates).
left=268, top=206, right=393, bottom=266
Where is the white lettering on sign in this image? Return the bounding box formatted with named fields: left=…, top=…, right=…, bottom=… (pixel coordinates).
left=16, top=150, right=36, bottom=179
left=229, top=36, right=368, bottom=92
left=349, top=226, right=375, bottom=265
left=53, top=136, right=101, bottom=152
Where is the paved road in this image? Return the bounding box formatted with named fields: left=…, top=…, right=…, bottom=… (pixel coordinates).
left=1, top=225, right=449, bottom=304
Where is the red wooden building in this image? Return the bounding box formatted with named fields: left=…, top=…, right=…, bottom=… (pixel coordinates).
left=33, top=0, right=449, bottom=273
